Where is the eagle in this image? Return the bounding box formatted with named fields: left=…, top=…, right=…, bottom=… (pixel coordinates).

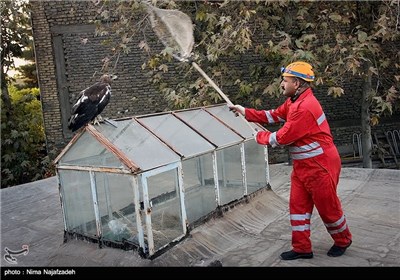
left=68, top=74, right=115, bottom=132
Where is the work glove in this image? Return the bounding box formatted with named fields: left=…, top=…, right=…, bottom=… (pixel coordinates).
left=228, top=105, right=245, bottom=117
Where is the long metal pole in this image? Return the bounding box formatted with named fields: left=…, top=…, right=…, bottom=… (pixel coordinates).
left=191, top=62, right=260, bottom=133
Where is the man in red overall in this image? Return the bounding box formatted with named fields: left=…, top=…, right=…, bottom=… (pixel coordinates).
left=229, top=61, right=352, bottom=260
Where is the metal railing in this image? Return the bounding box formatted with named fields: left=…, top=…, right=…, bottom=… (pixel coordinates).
left=352, top=133, right=362, bottom=158
left=386, top=130, right=400, bottom=155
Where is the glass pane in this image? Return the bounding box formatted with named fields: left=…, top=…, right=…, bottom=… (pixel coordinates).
left=95, top=172, right=139, bottom=246
left=59, top=133, right=124, bottom=168
left=147, top=168, right=184, bottom=250
left=245, top=140, right=268, bottom=193
left=217, top=144, right=245, bottom=205
left=175, top=109, right=243, bottom=147
left=138, top=114, right=215, bottom=157
left=206, top=105, right=258, bottom=139
left=96, top=119, right=180, bottom=171
left=59, top=170, right=97, bottom=238
left=182, top=154, right=217, bottom=224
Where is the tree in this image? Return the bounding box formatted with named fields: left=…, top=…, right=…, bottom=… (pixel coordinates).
left=299, top=0, right=400, bottom=167
left=1, top=86, right=51, bottom=188
left=94, top=0, right=400, bottom=167
left=1, top=0, right=52, bottom=188
left=1, top=0, right=32, bottom=108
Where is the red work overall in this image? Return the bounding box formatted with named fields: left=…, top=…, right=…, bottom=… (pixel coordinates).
left=245, top=88, right=352, bottom=253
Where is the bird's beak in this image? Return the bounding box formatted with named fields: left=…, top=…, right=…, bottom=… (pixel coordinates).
left=111, top=74, right=118, bottom=80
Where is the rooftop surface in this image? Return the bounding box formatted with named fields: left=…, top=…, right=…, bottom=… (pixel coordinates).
left=1, top=163, right=399, bottom=268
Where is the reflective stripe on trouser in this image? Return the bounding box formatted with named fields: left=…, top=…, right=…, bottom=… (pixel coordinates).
left=289, top=145, right=352, bottom=253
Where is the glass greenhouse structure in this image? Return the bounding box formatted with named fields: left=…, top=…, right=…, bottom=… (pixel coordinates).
left=54, top=104, right=271, bottom=258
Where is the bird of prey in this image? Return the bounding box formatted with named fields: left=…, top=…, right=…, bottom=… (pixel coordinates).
left=68, top=74, right=115, bottom=132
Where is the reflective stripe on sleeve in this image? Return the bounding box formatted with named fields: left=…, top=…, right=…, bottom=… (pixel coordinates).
left=269, top=132, right=279, bottom=147
left=265, top=110, right=275, bottom=123
left=317, top=112, right=326, bottom=125
left=265, top=110, right=285, bottom=124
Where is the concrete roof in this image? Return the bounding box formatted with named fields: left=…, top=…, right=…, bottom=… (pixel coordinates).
left=1, top=164, right=399, bottom=267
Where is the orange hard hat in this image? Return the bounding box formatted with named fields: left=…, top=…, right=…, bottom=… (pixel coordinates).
left=281, top=61, right=315, bottom=82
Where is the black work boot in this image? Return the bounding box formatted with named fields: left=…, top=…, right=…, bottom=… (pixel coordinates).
left=280, top=250, right=314, bottom=260
left=327, top=240, right=352, bottom=257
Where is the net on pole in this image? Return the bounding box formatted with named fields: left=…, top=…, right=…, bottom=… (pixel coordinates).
left=145, top=3, right=235, bottom=104
left=147, top=5, right=194, bottom=61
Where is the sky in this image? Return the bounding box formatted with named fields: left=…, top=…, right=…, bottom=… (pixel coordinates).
left=9, top=57, right=29, bottom=77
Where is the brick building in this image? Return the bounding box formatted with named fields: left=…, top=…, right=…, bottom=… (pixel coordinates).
left=30, top=1, right=399, bottom=162
left=30, top=0, right=169, bottom=152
